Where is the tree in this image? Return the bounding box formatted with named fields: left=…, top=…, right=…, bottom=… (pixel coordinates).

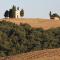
left=4, top=10, right=9, bottom=18
left=9, top=9, right=13, bottom=18
left=53, top=13, right=60, bottom=18
left=12, top=5, right=16, bottom=18
left=20, top=9, right=24, bottom=17
left=9, top=5, right=16, bottom=18
left=49, top=11, right=52, bottom=19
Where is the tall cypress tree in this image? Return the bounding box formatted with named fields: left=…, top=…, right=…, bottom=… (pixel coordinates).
left=4, top=10, right=9, bottom=18
left=12, top=5, right=16, bottom=18
left=49, top=11, right=52, bottom=19
left=9, top=9, right=13, bottom=18
left=9, top=5, right=16, bottom=18
left=20, top=9, right=24, bottom=17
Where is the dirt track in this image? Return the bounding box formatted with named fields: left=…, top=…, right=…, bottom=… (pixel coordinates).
left=0, top=48, right=60, bottom=60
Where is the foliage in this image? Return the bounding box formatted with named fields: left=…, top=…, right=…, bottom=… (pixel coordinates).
left=11, top=5, right=16, bottom=18
left=9, top=5, right=16, bottom=18
left=20, top=9, right=24, bottom=17
left=4, top=5, right=16, bottom=18
left=0, top=21, right=60, bottom=56
left=9, top=9, right=13, bottom=18
left=4, top=10, right=9, bottom=18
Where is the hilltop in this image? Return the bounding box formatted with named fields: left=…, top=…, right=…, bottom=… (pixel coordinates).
left=1, top=18, right=60, bottom=30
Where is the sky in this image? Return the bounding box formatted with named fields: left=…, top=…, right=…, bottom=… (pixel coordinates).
left=0, top=0, right=60, bottom=19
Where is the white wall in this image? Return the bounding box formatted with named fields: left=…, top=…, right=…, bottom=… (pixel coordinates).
left=54, top=17, right=60, bottom=20
left=15, top=10, right=20, bottom=18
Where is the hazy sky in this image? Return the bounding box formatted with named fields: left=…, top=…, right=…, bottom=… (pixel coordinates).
left=0, top=0, right=60, bottom=18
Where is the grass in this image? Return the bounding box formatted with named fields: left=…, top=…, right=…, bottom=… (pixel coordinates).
left=0, top=18, right=60, bottom=30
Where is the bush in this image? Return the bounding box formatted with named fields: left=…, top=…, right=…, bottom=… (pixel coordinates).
left=0, top=21, right=60, bottom=56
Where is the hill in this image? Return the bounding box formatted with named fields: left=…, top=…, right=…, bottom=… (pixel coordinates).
left=1, top=18, right=60, bottom=30
left=0, top=18, right=60, bottom=60
left=0, top=48, right=60, bottom=60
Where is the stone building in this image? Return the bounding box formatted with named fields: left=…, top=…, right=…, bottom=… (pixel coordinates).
left=15, top=7, right=20, bottom=18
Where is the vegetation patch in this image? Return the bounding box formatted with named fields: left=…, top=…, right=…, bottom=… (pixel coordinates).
left=0, top=21, right=60, bottom=56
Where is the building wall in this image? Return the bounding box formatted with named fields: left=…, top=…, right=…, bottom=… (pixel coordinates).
left=54, top=17, right=60, bottom=20
left=15, top=10, right=20, bottom=18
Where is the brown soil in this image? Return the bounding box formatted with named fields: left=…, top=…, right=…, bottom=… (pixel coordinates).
left=0, top=48, right=60, bottom=60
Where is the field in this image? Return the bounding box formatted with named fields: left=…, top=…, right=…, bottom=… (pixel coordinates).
left=0, top=48, right=60, bottom=60
left=0, top=18, right=60, bottom=60
left=1, top=18, right=60, bottom=30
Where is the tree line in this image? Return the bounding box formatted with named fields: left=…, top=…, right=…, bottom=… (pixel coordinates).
left=4, top=5, right=24, bottom=18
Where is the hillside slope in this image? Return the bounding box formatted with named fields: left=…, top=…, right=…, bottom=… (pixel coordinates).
left=1, top=18, right=60, bottom=30
left=0, top=48, right=60, bottom=60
